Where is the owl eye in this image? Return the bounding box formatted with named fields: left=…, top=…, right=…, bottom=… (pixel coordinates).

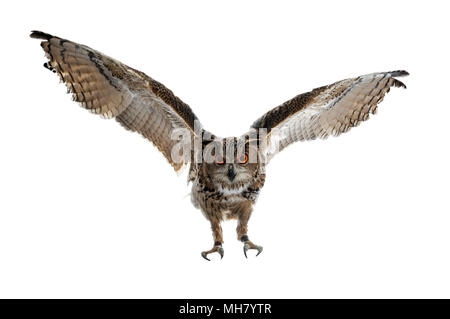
left=215, top=155, right=225, bottom=165
left=238, top=153, right=248, bottom=165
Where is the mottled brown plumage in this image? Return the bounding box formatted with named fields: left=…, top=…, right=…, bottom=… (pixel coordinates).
left=31, top=31, right=408, bottom=260
left=252, top=71, right=408, bottom=159
left=30, top=30, right=199, bottom=171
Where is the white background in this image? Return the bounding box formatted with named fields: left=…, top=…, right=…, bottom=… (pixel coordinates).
left=1, top=0, right=449, bottom=298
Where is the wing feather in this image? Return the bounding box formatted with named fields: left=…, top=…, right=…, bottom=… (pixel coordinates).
left=31, top=31, right=201, bottom=171
left=251, top=71, right=408, bottom=160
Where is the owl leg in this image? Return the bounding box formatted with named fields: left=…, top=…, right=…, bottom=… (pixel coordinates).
left=201, top=216, right=224, bottom=261
left=236, top=203, right=263, bottom=258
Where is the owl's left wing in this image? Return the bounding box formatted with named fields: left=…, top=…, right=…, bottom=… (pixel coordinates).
left=251, top=71, right=408, bottom=161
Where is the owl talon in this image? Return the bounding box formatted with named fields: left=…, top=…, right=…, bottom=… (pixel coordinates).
left=243, top=242, right=263, bottom=258
left=201, top=252, right=210, bottom=261
left=201, top=245, right=224, bottom=261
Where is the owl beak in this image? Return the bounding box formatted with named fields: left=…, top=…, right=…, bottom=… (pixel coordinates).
left=227, top=164, right=236, bottom=182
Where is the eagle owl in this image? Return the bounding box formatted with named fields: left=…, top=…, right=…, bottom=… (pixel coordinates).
left=31, top=31, right=408, bottom=260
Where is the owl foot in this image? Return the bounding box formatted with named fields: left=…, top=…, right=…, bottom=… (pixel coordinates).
left=243, top=241, right=263, bottom=258
left=201, top=245, right=224, bottom=261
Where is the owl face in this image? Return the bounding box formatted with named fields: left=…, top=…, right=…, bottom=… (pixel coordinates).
left=201, top=139, right=263, bottom=189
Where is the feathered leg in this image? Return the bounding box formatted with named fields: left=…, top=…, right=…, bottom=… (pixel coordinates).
left=201, top=215, right=224, bottom=261
left=235, top=201, right=263, bottom=258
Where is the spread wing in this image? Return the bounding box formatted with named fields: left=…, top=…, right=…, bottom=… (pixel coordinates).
left=251, top=71, right=408, bottom=160
left=31, top=30, right=201, bottom=171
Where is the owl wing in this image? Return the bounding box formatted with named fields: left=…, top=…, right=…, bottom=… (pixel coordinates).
left=31, top=30, right=201, bottom=171
left=251, top=71, right=408, bottom=161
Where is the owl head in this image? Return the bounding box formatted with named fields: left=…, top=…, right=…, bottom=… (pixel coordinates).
left=200, top=136, right=265, bottom=189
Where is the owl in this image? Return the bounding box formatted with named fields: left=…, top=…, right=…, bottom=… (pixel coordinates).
left=31, top=31, right=408, bottom=260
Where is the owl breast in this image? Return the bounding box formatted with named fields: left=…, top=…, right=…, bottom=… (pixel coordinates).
left=190, top=180, right=260, bottom=219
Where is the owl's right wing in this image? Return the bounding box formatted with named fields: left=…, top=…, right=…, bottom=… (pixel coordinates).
left=250, top=71, right=408, bottom=161
left=31, top=31, right=201, bottom=171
